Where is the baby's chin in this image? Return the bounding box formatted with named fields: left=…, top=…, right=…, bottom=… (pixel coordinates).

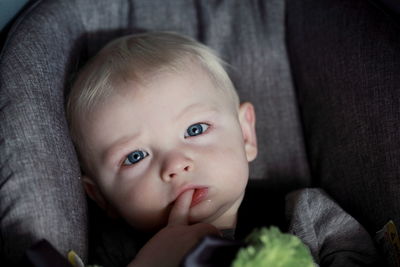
left=188, top=203, right=240, bottom=230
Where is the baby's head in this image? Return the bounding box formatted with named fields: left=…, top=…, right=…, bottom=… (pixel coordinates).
left=66, top=32, right=257, bottom=231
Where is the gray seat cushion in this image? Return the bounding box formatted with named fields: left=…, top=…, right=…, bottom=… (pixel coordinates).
left=286, top=0, right=400, bottom=234
left=0, top=0, right=308, bottom=264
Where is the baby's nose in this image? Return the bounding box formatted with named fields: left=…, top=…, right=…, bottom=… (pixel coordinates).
left=161, top=153, right=194, bottom=182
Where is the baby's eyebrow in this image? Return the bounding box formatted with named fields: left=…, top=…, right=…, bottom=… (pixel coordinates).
left=102, top=133, right=141, bottom=166
left=175, top=103, right=219, bottom=121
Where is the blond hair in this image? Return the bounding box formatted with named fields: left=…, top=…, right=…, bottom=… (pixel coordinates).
left=66, top=32, right=239, bottom=161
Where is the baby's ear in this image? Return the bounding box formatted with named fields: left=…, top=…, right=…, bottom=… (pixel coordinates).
left=238, top=102, right=258, bottom=162
left=82, top=175, right=119, bottom=218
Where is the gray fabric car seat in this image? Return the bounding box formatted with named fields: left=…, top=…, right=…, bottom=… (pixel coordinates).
left=0, top=0, right=310, bottom=264
left=286, top=0, right=400, bottom=238
left=2, top=0, right=400, bottom=265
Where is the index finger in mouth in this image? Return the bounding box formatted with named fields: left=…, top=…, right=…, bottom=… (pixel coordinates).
left=167, top=189, right=194, bottom=226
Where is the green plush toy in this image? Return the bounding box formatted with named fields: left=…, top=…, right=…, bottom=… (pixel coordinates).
left=232, top=227, right=315, bottom=267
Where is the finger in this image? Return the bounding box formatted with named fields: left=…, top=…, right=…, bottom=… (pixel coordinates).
left=168, top=189, right=194, bottom=226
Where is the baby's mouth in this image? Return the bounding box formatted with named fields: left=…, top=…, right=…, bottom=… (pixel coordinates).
left=190, top=187, right=209, bottom=207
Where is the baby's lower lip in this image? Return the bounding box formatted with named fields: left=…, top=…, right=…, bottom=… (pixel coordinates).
left=191, top=188, right=208, bottom=207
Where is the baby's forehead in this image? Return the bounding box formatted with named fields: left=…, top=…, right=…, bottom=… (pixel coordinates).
left=111, top=61, right=223, bottom=99
left=94, top=67, right=233, bottom=119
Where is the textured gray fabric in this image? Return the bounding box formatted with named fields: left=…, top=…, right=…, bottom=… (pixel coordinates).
left=0, top=0, right=309, bottom=264
left=286, top=188, right=380, bottom=266
left=0, top=0, right=88, bottom=265
left=286, top=0, right=400, bottom=235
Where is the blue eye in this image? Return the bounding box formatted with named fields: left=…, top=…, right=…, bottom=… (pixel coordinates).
left=185, top=123, right=209, bottom=138
left=123, top=150, right=149, bottom=166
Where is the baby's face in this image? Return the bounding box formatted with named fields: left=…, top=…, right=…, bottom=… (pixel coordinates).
left=80, top=64, right=257, bottom=231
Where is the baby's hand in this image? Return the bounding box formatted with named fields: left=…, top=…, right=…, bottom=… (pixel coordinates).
left=127, top=190, right=219, bottom=267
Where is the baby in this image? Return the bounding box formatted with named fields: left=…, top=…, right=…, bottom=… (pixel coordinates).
left=67, top=31, right=257, bottom=266
left=67, top=32, right=379, bottom=267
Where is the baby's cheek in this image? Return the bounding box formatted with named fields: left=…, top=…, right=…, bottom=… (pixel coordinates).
left=210, top=142, right=249, bottom=181
left=115, top=181, right=169, bottom=230
left=121, top=196, right=168, bottom=230
left=218, top=136, right=248, bottom=162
